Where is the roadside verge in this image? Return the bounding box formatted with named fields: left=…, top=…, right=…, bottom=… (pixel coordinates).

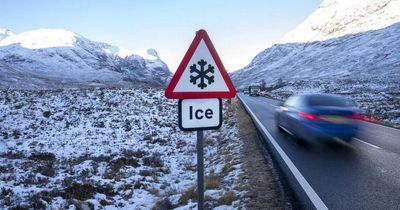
left=233, top=97, right=289, bottom=209
left=238, top=95, right=328, bottom=210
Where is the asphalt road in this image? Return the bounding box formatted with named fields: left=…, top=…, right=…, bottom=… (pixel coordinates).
left=238, top=93, right=400, bottom=210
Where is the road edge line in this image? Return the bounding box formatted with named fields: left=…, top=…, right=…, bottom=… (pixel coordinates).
left=238, top=95, right=329, bottom=210
left=354, top=138, right=381, bottom=149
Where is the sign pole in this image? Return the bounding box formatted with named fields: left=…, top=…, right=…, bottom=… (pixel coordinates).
left=197, top=130, right=204, bottom=210
left=164, top=29, right=237, bottom=209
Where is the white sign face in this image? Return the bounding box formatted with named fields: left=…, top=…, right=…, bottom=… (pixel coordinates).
left=173, top=40, right=229, bottom=92
left=179, top=98, right=222, bottom=131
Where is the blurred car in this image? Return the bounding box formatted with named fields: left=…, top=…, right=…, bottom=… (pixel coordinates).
left=243, top=90, right=250, bottom=94
left=275, top=93, right=360, bottom=143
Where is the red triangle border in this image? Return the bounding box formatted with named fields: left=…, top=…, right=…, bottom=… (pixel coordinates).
left=165, top=29, right=237, bottom=99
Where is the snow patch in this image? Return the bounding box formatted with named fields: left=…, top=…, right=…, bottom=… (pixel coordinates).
left=116, top=47, right=159, bottom=60
left=0, top=28, right=15, bottom=41
left=0, top=28, right=79, bottom=49
left=279, top=0, right=400, bottom=43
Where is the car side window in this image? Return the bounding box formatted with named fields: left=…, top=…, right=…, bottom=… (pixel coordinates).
left=284, top=96, right=304, bottom=108
left=293, top=96, right=304, bottom=108
left=284, top=96, right=296, bottom=107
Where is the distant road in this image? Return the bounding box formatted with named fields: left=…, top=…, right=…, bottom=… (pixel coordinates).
left=238, top=93, right=400, bottom=210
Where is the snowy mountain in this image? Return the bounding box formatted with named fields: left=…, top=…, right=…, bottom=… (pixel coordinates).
left=0, top=28, right=171, bottom=89
left=232, top=0, right=400, bottom=87
left=0, top=29, right=15, bottom=41
left=279, top=0, right=400, bottom=44
left=231, top=0, right=400, bottom=125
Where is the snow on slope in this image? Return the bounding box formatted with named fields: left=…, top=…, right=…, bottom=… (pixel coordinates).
left=279, top=0, right=400, bottom=43
left=0, top=88, right=244, bottom=209
left=231, top=0, right=400, bottom=126
left=0, top=28, right=171, bottom=88
left=0, top=29, right=15, bottom=41
left=0, top=29, right=78, bottom=49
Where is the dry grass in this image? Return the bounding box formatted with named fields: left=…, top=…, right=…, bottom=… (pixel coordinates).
left=147, top=185, right=160, bottom=196
left=177, top=186, right=215, bottom=206
left=218, top=191, right=237, bottom=205
left=204, top=137, right=215, bottom=146
left=139, top=169, right=155, bottom=177
left=221, top=159, right=235, bottom=177
left=152, top=198, right=173, bottom=210
left=235, top=98, right=286, bottom=209
left=205, top=173, right=222, bottom=190
left=183, top=160, right=196, bottom=172
left=178, top=186, right=197, bottom=205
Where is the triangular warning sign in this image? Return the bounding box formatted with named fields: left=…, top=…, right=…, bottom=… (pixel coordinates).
left=165, top=29, right=236, bottom=99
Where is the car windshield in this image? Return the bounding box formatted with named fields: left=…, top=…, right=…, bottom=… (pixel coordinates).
left=306, top=95, right=350, bottom=107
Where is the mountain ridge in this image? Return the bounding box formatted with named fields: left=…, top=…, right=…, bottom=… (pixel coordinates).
left=231, top=0, right=400, bottom=125
left=0, top=28, right=171, bottom=89
left=232, top=0, right=400, bottom=87
left=279, top=0, right=400, bottom=44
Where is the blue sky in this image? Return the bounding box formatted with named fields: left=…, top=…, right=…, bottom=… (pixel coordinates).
left=0, top=0, right=321, bottom=72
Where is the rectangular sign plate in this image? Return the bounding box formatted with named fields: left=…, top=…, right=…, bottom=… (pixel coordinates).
left=178, top=98, right=222, bottom=131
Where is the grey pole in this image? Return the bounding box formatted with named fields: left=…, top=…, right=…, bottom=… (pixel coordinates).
left=197, top=130, right=204, bottom=210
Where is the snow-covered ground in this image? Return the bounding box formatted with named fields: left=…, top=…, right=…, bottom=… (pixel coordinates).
left=0, top=88, right=244, bottom=209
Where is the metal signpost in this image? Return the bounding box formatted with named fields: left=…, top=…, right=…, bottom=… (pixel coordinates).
left=165, top=29, right=236, bottom=210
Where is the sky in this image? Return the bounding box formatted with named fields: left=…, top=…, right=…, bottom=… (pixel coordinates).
left=0, top=0, right=321, bottom=72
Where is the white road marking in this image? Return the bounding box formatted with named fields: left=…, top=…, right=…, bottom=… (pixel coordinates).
left=354, top=138, right=381, bottom=149
left=279, top=125, right=294, bottom=135
left=242, top=94, right=279, bottom=108
left=239, top=95, right=329, bottom=210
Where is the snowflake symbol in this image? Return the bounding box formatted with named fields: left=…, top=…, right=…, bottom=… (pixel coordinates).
left=189, top=59, right=215, bottom=89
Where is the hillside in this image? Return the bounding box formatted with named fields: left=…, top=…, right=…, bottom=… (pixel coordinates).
left=0, top=88, right=246, bottom=209
left=0, top=29, right=171, bottom=89
left=231, top=0, right=400, bottom=126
